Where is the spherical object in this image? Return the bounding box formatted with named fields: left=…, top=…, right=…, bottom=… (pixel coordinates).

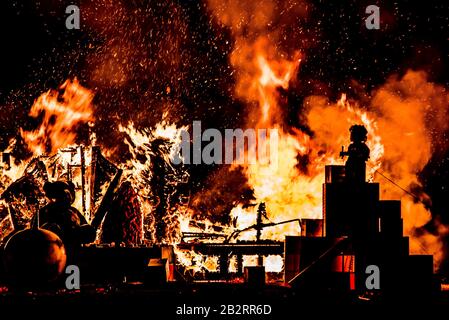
left=3, top=228, right=67, bottom=288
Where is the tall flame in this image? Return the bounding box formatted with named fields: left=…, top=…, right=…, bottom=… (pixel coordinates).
left=208, top=0, right=446, bottom=269
left=119, top=118, right=190, bottom=244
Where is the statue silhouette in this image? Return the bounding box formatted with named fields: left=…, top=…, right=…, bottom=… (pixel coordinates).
left=31, top=180, right=95, bottom=262
left=340, top=125, right=370, bottom=183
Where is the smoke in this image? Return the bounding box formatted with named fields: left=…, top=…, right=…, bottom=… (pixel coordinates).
left=306, top=70, right=449, bottom=266
left=371, top=71, right=449, bottom=264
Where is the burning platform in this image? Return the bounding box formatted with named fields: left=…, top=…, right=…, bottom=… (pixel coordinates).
left=0, top=126, right=439, bottom=304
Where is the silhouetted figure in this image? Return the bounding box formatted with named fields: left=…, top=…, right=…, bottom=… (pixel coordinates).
left=340, top=125, right=370, bottom=183
left=32, top=181, right=95, bottom=261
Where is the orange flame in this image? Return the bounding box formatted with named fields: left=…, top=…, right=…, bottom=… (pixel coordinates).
left=207, top=0, right=447, bottom=271
left=21, top=78, right=94, bottom=156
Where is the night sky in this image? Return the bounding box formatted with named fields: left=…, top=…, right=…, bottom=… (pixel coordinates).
left=1, top=0, right=449, bottom=272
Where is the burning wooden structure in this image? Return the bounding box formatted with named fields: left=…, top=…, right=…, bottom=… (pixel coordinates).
left=0, top=145, right=140, bottom=246
left=0, top=135, right=438, bottom=301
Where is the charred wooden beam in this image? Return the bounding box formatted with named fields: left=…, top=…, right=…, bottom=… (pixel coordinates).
left=181, top=232, right=227, bottom=241
left=80, top=145, right=86, bottom=216
left=177, top=241, right=284, bottom=256
left=90, top=169, right=123, bottom=230
left=89, top=146, right=99, bottom=221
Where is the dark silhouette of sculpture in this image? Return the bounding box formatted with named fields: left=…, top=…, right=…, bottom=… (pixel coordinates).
left=3, top=227, right=67, bottom=288
left=340, top=125, right=370, bottom=183
left=32, top=181, right=95, bottom=260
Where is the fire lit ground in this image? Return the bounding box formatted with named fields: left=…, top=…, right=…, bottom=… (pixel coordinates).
left=1, top=0, right=449, bottom=311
